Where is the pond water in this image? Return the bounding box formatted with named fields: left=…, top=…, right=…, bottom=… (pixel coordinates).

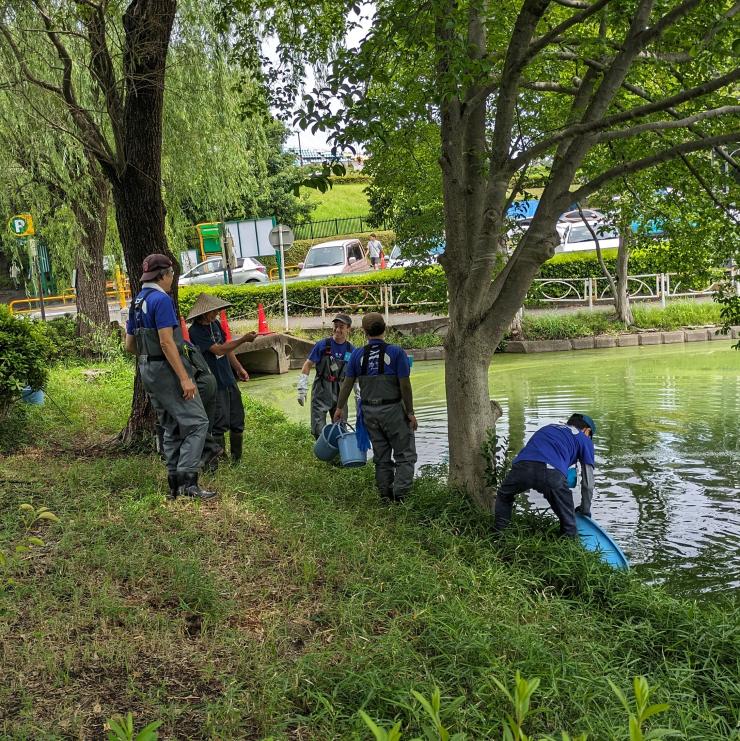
left=246, top=342, right=740, bottom=598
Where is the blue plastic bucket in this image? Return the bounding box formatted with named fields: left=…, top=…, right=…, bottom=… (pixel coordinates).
left=337, top=429, right=367, bottom=468
left=21, top=387, right=45, bottom=405
left=567, top=466, right=577, bottom=487
left=313, top=423, right=341, bottom=461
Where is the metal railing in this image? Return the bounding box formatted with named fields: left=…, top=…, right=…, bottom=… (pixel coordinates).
left=9, top=286, right=132, bottom=315
left=319, top=283, right=446, bottom=323
left=532, top=269, right=737, bottom=308
left=293, top=215, right=389, bottom=241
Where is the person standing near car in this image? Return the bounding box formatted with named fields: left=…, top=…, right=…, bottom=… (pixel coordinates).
left=297, top=313, right=355, bottom=438
left=187, top=294, right=257, bottom=464
left=334, top=312, right=417, bottom=503
left=367, top=233, right=383, bottom=270
left=124, top=254, right=215, bottom=500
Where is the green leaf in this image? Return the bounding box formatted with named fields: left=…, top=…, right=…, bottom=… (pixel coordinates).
left=26, top=536, right=45, bottom=547
left=38, top=511, right=60, bottom=522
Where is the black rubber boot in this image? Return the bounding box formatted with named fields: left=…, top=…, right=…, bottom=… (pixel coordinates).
left=178, top=472, right=217, bottom=500
left=167, top=472, right=179, bottom=500
left=230, top=433, right=243, bottom=464
left=203, top=435, right=225, bottom=473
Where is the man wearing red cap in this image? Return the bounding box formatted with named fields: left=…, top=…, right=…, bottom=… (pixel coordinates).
left=125, top=254, right=215, bottom=500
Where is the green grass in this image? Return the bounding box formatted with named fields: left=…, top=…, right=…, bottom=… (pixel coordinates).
left=303, top=181, right=371, bottom=220
left=632, top=300, right=722, bottom=329
left=1, top=362, right=738, bottom=738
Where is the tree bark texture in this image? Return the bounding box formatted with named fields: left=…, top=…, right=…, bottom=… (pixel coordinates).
left=71, top=160, right=111, bottom=345
left=105, top=0, right=177, bottom=445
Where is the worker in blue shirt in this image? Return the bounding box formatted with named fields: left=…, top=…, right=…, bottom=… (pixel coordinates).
left=187, top=293, right=256, bottom=464
left=124, top=254, right=215, bottom=500
left=297, top=313, right=355, bottom=438
left=493, top=414, right=597, bottom=536
left=334, top=312, right=417, bottom=502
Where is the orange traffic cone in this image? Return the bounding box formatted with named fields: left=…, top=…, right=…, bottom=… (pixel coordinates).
left=257, top=303, right=271, bottom=334
left=179, top=315, right=190, bottom=342
left=380, top=251, right=387, bottom=269
left=219, top=309, right=232, bottom=341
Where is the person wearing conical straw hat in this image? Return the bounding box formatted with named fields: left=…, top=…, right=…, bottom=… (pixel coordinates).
left=187, top=293, right=256, bottom=464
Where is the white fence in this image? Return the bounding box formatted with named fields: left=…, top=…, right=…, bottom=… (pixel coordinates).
left=316, top=269, right=738, bottom=320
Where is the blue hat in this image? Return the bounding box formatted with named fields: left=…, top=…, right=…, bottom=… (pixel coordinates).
left=580, top=414, right=597, bottom=436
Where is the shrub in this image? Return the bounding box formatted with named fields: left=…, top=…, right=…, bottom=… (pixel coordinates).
left=0, top=306, right=49, bottom=419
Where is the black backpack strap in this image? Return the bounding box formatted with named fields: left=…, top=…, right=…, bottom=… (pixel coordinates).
left=360, top=342, right=386, bottom=375
left=132, top=286, right=158, bottom=330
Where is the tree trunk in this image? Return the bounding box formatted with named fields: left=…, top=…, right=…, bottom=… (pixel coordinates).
left=71, top=162, right=111, bottom=348
left=104, top=0, right=177, bottom=446
left=444, top=329, right=499, bottom=510
left=615, top=228, right=633, bottom=325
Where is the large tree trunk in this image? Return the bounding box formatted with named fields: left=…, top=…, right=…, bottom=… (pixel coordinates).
left=71, top=161, right=111, bottom=347
left=104, top=0, right=177, bottom=447
left=444, top=332, right=497, bottom=511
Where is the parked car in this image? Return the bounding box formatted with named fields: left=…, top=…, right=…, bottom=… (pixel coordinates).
left=387, top=241, right=445, bottom=268
left=297, top=239, right=371, bottom=279
left=179, top=256, right=268, bottom=286
left=555, top=221, right=620, bottom=253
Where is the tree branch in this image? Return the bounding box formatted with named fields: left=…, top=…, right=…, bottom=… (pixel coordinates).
left=597, top=106, right=740, bottom=143
left=569, top=133, right=740, bottom=204
left=512, top=67, right=740, bottom=169
left=524, top=0, right=613, bottom=65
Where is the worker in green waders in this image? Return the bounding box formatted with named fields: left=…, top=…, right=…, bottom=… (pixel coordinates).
left=334, top=312, right=418, bottom=503
left=297, top=313, right=355, bottom=438
left=124, top=254, right=216, bottom=500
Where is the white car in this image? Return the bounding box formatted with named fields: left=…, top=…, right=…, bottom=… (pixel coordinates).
left=387, top=242, right=445, bottom=268
left=297, top=239, right=371, bottom=280
left=555, top=221, right=620, bottom=253
left=179, top=256, right=268, bottom=286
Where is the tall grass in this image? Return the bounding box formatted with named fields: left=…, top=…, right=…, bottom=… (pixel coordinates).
left=1, top=364, right=737, bottom=739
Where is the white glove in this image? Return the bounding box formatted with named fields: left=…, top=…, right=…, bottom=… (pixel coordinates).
left=353, top=382, right=361, bottom=407
left=297, top=373, right=309, bottom=406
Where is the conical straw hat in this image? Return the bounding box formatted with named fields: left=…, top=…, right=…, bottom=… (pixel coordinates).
left=186, top=293, right=232, bottom=321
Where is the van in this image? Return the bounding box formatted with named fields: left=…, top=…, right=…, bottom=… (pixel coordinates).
left=297, top=239, right=371, bottom=279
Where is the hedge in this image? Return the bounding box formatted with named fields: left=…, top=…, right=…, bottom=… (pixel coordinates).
left=0, top=305, right=49, bottom=419
left=179, top=248, right=718, bottom=320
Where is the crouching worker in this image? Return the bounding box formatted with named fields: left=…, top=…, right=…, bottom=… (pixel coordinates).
left=187, top=294, right=256, bottom=464
left=334, top=312, right=417, bottom=502
left=493, top=414, right=596, bottom=537
left=297, top=313, right=355, bottom=439
left=124, top=254, right=215, bottom=500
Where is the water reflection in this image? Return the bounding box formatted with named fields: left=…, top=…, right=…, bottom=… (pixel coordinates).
left=246, top=343, right=740, bottom=597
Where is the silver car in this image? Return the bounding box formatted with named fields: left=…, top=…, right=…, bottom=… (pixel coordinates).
left=179, top=256, right=268, bottom=286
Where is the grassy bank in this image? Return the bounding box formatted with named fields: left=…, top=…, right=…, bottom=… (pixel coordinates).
left=303, top=181, right=371, bottom=220
left=1, top=362, right=738, bottom=739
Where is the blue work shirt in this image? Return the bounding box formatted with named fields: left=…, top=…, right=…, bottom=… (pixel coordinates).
left=188, top=320, right=236, bottom=390
left=308, top=337, right=353, bottom=365
left=513, top=423, right=595, bottom=477
left=345, top=339, right=411, bottom=378
left=126, top=284, right=178, bottom=333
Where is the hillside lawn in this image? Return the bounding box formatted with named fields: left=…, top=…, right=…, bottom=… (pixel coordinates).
left=302, top=181, right=371, bottom=221
left=0, top=361, right=738, bottom=739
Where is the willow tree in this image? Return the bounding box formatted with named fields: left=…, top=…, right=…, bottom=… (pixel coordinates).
left=247, top=0, right=740, bottom=506
left=0, top=0, right=283, bottom=442
left=0, top=104, right=111, bottom=340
